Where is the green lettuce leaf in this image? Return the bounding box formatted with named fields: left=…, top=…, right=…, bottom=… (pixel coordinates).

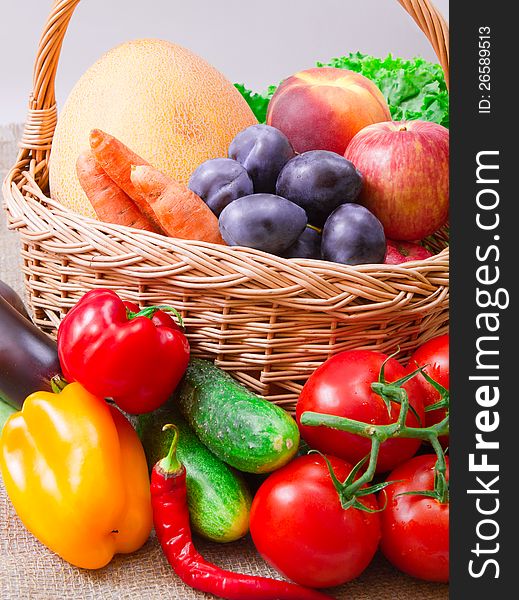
left=234, top=83, right=277, bottom=125
left=235, top=52, right=449, bottom=128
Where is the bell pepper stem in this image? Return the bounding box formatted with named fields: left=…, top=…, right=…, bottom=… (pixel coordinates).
left=126, top=305, right=184, bottom=328
left=158, top=424, right=183, bottom=476
left=50, top=375, right=69, bottom=394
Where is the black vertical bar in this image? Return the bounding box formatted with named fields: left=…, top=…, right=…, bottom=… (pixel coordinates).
left=450, top=2, right=515, bottom=597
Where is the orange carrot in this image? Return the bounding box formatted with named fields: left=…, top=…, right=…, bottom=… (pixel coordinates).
left=89, top=129, right=165, bottom=234
left=76, top=150, right=161, bottom=233
left=130, top=164, right=225, bottom=245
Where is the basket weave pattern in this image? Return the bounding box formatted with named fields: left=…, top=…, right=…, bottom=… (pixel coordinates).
left=3, top=0, right=449, bottom=410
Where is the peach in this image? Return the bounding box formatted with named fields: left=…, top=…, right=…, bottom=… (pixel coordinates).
left=266, top=67, right=391, bottom=155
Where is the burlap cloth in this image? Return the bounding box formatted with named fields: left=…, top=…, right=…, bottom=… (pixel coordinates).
left=0, top=124, right=448, bottom=599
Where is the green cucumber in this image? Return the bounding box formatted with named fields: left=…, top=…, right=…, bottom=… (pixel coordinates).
left=0, top=397, right=16, bottom=433
left=137, top=403, right=251, bottom=543
left=176, top=359, right=300, bottom=474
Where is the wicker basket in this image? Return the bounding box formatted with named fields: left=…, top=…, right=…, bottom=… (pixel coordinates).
left=3, top=0, right=449, bottom=410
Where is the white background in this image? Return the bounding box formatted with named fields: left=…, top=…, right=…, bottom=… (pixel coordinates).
left=0, top=0, right=448, bottom=123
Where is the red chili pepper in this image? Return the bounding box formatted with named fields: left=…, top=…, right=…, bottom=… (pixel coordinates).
left=57, top=289, right=190, bottom=414
left=151, top=425, right=335, bottom=600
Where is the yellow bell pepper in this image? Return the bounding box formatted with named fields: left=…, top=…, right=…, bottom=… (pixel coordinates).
left=0, top=382, right=152, bottom=569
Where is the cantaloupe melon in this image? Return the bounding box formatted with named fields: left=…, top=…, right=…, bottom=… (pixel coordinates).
left=49, top=39, right=257, bottom=218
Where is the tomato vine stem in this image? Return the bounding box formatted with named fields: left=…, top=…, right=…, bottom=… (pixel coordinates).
left=300, top=409, right=449, bottom=441
left=300, top=366, right=450, bottom=507
left=343, top=437, right=381, bottom=497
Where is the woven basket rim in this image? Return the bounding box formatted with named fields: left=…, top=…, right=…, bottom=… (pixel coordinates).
left=3, top=167, right=449, bottom=275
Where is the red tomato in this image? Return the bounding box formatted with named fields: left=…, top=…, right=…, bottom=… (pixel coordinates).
left=406, top=334, right=449, bottom=432
left=250, top=454, right=381, bottom=588
left=296, top=351, right=425, bottom=473
left=379, top=454, right=449, bottom=582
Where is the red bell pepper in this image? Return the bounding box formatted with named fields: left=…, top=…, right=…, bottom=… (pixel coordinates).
left=57, top=289, right=190, bottom=414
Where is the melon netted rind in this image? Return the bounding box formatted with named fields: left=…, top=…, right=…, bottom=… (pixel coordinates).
left=49, top=39, right=258, bottom=218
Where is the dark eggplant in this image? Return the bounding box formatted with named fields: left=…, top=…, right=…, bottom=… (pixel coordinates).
left=0, top=295, right=61, bottom=409
left=0, top=279, right=30, bottom=320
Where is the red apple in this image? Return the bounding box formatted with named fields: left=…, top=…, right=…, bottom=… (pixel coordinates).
left=384, top=240, right=434, bottom=264
left=266, top=67, right=391, bottom=155
left=344, top=120, right=449, bottom=241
